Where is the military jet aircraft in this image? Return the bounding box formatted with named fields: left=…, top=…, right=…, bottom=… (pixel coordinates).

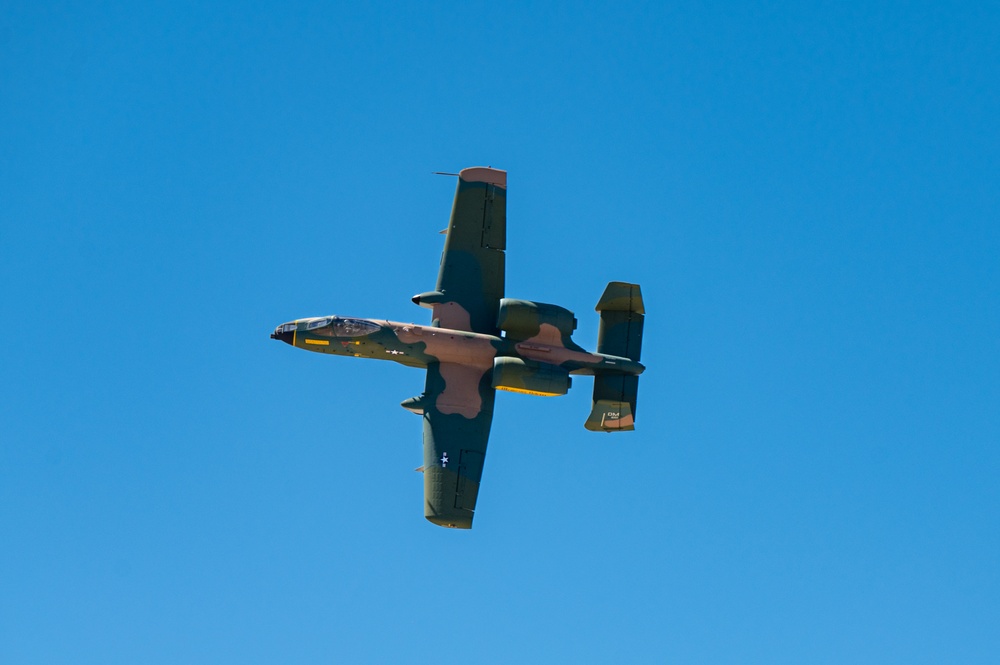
left=271, top=167, right=645, bottom=528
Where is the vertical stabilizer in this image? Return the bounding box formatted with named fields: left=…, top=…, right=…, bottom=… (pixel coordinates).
left=596, top=282, right=644, bottom=362
left=588, top=282, right=644, bottom=432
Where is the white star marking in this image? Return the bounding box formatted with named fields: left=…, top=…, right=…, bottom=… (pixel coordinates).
left=440, top=452, right=448, bottom=467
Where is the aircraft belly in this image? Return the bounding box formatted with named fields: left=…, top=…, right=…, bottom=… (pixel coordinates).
left=395, top=325, right=497, bottom=369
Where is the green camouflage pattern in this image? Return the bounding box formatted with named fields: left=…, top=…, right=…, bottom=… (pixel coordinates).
left=271, top=167, right=645, bottom=529
left=591, top=281, right=645, bottom=429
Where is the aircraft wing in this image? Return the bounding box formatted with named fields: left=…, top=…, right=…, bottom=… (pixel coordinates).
left=420, top=361, right=496, bottom=529
left=427, top=167, right=507, bottom=334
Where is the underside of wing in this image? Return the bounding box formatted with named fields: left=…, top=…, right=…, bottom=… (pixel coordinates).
left=420, top=361, right=496, bottom=529
left=417, top=167, right=506, bottom=334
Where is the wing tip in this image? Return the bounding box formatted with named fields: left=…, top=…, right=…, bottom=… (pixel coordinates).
left=425, top=514, right=473, bottom=529
left=459, top=166, right=506, bottom=189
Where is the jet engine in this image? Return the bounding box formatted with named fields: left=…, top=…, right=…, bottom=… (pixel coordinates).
left=491, top=357, right=571, bottom=397
left=496, top=299, right=577, bottom=339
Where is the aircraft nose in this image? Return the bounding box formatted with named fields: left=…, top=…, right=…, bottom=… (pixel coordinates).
left=270, top=325, right=295, bottom=345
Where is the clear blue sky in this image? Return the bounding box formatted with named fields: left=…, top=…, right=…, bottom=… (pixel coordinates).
left=2, top=2, right=998, bottom=663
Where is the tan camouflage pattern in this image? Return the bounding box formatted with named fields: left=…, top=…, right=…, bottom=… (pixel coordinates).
left=271, top=167, right=645, bottom=529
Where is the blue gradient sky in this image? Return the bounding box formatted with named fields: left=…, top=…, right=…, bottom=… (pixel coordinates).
left=2, top=2, right=998, bottom=663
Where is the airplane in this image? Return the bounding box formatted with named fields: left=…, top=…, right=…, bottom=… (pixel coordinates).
left=270, top=167, right=645, bottom=529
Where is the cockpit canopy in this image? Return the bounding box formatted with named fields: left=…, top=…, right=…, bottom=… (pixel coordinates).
left=303, top=317, right=381, bottom=338
left=273, top=317, right=381, bottom=340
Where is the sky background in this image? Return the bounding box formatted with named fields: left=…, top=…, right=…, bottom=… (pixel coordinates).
left=2, top=2, right=998, bottom=663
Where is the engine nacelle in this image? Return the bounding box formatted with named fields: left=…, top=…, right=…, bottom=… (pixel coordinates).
left=497, top=299, right=577, bottom=339
left=492, top=357, right=571, bottom=397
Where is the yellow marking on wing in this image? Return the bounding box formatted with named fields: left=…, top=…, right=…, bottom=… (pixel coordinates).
left=496, top=386, right=561, bottom=397
left=305, top=338, right=329, bottom=346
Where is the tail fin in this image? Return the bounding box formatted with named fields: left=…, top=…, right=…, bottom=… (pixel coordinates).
left=586, top=282, right=644, bottom=432
left=595, top=281, right=644, bottom=361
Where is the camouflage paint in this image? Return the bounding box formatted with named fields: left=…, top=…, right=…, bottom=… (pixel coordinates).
left=271, top=167, right=645, bottom=529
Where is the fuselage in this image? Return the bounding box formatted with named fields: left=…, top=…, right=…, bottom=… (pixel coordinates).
left=270, top=316, right=644, bottom=377
left=270, top=166, right=645, bottom=529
